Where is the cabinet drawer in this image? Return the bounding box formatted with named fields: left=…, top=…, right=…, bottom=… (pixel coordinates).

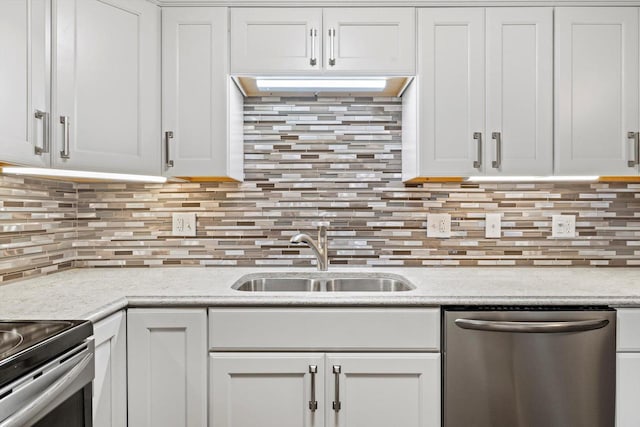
left=618, top=309, right=640, bottom=351
left=209, top=308, right=440, bottom=351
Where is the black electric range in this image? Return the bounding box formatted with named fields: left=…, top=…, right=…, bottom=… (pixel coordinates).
left=0, top=320, right=93, bottom=389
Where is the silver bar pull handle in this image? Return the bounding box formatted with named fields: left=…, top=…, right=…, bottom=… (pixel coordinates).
left=59, top=116, right=70, bottom=159
left=491, top=132, right=501, bottom=169
left=628, top=131, right=639, bottom=167
left=308, top=365, right=318, bottom=411
left=0, top=352, right=93, bottom=427
left=473, top=132, right=482, bottom=169
left=455, top=318, right=609, bottom=333
left=34, top=110, right=50, bottom=155
left=328, top=28, right=336, bottom=66
left=165, top=131, right=174, bottom=168
left=332, top=365, right=341, bottom=412
left=310, top=29, right=317, bottom=66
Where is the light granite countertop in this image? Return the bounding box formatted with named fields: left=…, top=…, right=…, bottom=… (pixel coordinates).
left=0, top=267, right=639, bottom=322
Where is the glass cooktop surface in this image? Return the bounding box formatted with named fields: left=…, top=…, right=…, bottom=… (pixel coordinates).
left=0, top=320, right=92, bottom=389
left=0, top=321, right=74, bottom=361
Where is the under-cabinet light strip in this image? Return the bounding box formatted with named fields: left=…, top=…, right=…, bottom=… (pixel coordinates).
left=1, top=167, right=168, bottom=183
left=465, top=176, right=599, bottom=183
left=255, top=78, right=387, bottom=91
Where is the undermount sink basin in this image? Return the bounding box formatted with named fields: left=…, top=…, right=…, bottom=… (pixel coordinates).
left=232, top=275, right=414, bottom=292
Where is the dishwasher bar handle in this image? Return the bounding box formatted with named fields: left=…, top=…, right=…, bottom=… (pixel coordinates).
left=454, top=318, right=609, bottom=333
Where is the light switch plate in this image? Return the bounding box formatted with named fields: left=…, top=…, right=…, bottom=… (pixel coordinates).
left=552, top=215, right=576, bottom=238
left=172, top=213, right=196, bottom=236
left=485, top=213, right=502, bottom=238
left=427, top=213, right=451, bottom=238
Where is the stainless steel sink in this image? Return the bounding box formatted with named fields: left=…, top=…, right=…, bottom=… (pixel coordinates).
left=232, top=275, right=414, bottom=292
left=325, top=278, right=411, bottom=292
left=234, top=278, right=322, bottom=292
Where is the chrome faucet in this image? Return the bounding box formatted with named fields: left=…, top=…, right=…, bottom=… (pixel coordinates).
left=290, top=226, right=328, bottom=271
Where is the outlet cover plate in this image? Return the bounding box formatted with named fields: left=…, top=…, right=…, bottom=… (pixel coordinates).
left=172, top=213, right=196, bottom=236
left=485, top=213, right=502, bottom=238
left=552, top=215, right=576, bottom=238
left=427, top=213, right=451, bottom=238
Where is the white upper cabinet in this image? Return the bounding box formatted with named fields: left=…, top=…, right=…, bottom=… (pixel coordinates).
left=0, top=0, right=50, bottom=167
left=408, top=8, right=485, bottom=179
left=53, top=0, right=160, bottom=175
left=231, top=7, right=415, bottom=74
left=323, top=8, right=415, bottom=74
left=485, top=8, right=553, bottom=176
left=405, top=7, right=553, bottom=180
left=555, top=8, right=640, bottom=176
left=162, top=7, right=244, bottom=179
left=231, top=8, right=323, bottom=74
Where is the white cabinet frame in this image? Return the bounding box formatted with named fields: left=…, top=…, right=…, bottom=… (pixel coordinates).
left=93, top=311, right=127, bottom=427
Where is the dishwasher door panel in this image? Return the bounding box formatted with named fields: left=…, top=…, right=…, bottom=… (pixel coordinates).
left=444, top=309, right=615, bottom=427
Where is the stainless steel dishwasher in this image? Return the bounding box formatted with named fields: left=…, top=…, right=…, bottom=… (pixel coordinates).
left=444, top=306, right=615, bottom=427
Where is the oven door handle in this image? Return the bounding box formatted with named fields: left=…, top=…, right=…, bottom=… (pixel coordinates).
left=0, top=352, right=93, bottom=427
left=454, top=318, right=609, bottom=333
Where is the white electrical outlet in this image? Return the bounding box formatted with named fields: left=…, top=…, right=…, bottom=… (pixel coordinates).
left=552, top=215, right=576, bottom=238
left=485, top=213, right=502, bottom=238
left=427, top=213, right=451, bottom=238
left=172, top=213, right=196, bottom=236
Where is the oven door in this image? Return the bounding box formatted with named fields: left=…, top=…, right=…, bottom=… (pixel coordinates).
left=0, top=340, right=94, bottom=427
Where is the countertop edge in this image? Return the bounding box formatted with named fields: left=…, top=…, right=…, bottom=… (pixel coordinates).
left=84, top=295, right=640, bottom=323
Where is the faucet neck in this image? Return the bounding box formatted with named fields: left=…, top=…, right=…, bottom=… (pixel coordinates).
left=289, top=226, right=329, bottom=271
left=317, top=226, right=328, bottom=271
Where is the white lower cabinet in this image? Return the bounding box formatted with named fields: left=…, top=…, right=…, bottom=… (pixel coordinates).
left=209, top=308, right=441, bottom=427
left=617, top=308, right=640, bottom=426
left=93, top=310, right=127, bottom=427
left=210, top=353, right=326, bottom=427
left=128, top=308, right=208, bottom=427
left=210, top=352, right=440, bottom=427
left=617, top=353, right=640, bottom=426
left=325, top=354, right=440, bottom=427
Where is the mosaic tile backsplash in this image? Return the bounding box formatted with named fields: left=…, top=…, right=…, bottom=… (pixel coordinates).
left=0, top=176, right=76, bottom=282
left=2, top=96, right=640, bottom=283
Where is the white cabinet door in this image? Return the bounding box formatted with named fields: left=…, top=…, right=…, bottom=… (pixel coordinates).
left=53, top=0, right=160, bottom=174
left=231, top=8, right=322, bottom=74
left=210, top=353, right=325, bottom=427
left=323, top=8, right=415, bottom=74
left=0, top=0, right=50, bottom=167
left=416, top=8, right=485, bottom=177
left=617, top=353, right=640, bottom=426
left=485, top=8, right=553, bottom=175
left=555, top=8, right=640, bottom=175
left=128, top=309, right=207, bottom=427
left=617, top=308, right=640, bottom=351
left=325, top=353, right=440, bottom=427
left=93, top=311, right=127, bottom=427
left=162, top=7, right=243, bottom=180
